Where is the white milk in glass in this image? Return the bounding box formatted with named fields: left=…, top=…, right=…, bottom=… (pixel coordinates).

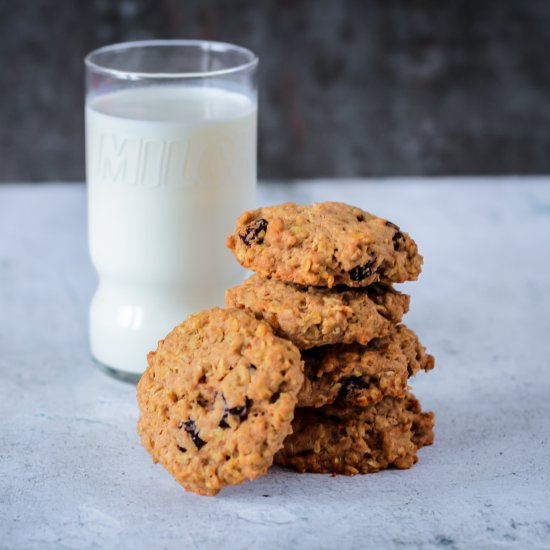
left=86, top=86, right=256, bottom=375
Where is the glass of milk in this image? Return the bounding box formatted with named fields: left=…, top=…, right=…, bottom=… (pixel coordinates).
left=84, top=40, right=257, bottom=381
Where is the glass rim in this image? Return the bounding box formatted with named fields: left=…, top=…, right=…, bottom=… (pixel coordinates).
left=85, top=39, right=258, bottom=79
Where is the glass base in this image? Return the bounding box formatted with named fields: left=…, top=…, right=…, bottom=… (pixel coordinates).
left=92, top=356, right=141, bottom=384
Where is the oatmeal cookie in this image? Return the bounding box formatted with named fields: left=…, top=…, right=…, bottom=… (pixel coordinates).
left=225, top=275, right=409, bottom=349
left=298, top=325, right=434, bottom=408
left=227, top=202, right=422, bottom=288
left=275, top=393, right=434, bottom=475
left=137, top=307, right=304, bottom=496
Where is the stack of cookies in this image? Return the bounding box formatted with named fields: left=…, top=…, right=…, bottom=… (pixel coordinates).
left=136, top=201, right=434, bottom=496
left=226, top=202, right=435, bottom=475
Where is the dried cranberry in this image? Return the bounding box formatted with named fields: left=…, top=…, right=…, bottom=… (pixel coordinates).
left=219, top=417, right=230, bottom=429
left=239, top=218, right=268, bottom=246
left=392, top=231, right=404, bottom=250
left=339, top=376, right=370, bottom=397
left=385, top=220, right=404, bottom=250
left=229, top=400, right=251, bottom=420
left=348, top=257, right=377, bottom=281
left=269, top=392, right=281, bottom=404
left=180, top=420, right=206, bottom=449
left=219, top=397, right=252, bottom=428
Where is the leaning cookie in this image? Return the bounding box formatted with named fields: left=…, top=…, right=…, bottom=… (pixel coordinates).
left=225, top=275, right=409, bottom=350
left=227, top=202, right=422, bottom=288
left=137, top=307, right=304, bottom=496
left=275, top=393, right=434, bottom=475
left=298, top=324, right=434, bottom=408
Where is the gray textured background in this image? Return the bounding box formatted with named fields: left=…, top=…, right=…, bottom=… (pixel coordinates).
left=1, top=0, right=549, bottom=181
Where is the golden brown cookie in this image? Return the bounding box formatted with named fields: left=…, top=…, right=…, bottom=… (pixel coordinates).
left=275, top=393, right=434, bottom=475
left=137, top=307, right=304, bottom=496
left=227, top=202, right=422, bottom=288
left=298, top=325, right=434, bottom=408
left=225, top=275, right=409, bottom=350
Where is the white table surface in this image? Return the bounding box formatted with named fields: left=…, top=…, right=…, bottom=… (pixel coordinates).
left=1, top=178, right=549, bottom=550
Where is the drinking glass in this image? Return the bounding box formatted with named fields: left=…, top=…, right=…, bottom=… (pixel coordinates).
left=85, top=40, right=258, bottom=381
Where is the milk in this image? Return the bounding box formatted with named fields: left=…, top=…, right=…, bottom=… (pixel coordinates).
left=86, top=86, right=256, bottom=375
